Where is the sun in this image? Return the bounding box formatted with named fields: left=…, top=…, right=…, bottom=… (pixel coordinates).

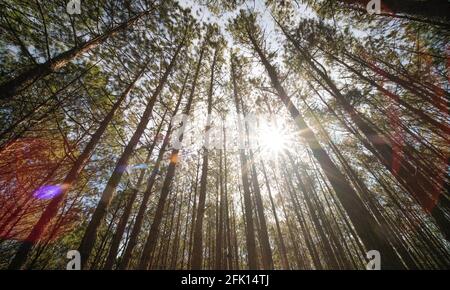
left=258, top=122, right=289, bottom=155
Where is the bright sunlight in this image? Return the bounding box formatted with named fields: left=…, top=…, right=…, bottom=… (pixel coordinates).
left=258, top=121, right=291, bottom=156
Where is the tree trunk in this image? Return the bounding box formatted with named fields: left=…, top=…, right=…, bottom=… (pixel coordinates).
left=117, top=73, right=188, bottom=269
left=77, top=39, right=185, bottom=269
left=102, top=108, right=168, bottom=269
left=0, top=8, right=156, bottom=99
left=246, top=26, right=405, bottom=269
left=191, top=47, right=218, bottom=270
left=278, top=22, right=450, bottom=241
left=8, top=62, right=148, bottom=270
left=261, top=161, right=290, bottom=269
left=138, top=41, right=205, bottom=270
left=230, top=54, right=258, bottom=270
left=247, top=150, right=274, bottom=269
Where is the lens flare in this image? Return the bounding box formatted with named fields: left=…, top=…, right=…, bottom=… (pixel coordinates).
left=33, top=185, right=63, bottom=200
left=258, top=122, right=290, bottom=155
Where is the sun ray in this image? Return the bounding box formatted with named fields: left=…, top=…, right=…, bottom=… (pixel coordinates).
left=257, top=119, right=292, bottom=157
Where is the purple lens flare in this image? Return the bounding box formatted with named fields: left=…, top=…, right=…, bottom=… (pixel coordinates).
left=33, top=185, right=63, bottom=200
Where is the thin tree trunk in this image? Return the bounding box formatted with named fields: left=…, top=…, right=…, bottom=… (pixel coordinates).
left=187, top=156, right=201, bottom=267
left=102, top=109, right=168, bottom=269
left=8, top=62, right=148, bottom=270
left=246, top=25, right=405, bottom=269
left=215, top=149, right=225, bottom=270
left=0, top=7, right=156, bottom=99
left=170, top=188, right=184, bottom=269
left=222, top=127, right=233, bottom=270
left=326, top=50, right=449, bottom=139
left=117, top=73, right=188, bottom=269
left=278, top=22, right=450, bottom=241
left=138, top=41, right=205, bottom=270
left=260, top=162, right=290, bottom=269
left=77, top=38, right=185, bottom=269
left=191, top=47, right=218, bottom=269
left=181, top=155, right=201, bottom=269
left=248, top=150, right=274, bottom=269
left=285, top=153, right=340, bottom=269
left=230, top=54, right=258, bottom=269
